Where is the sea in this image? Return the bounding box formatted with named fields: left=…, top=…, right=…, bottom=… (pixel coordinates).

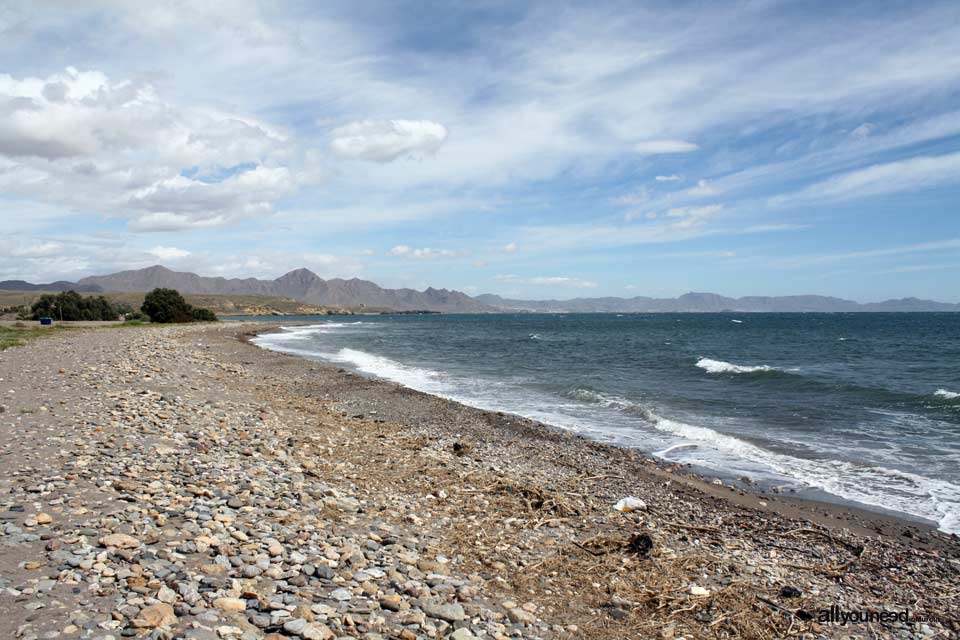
left=244, top=312, right=960, bottom=534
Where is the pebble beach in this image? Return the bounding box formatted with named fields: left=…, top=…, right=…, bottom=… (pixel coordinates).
left=0, top=323, right=957, bottom=640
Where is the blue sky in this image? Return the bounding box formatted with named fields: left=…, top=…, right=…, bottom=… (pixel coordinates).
left=1, top=1, right=959, bottom=301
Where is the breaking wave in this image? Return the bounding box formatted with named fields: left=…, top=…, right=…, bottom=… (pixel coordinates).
left=696, top=358, right=777, bottom=374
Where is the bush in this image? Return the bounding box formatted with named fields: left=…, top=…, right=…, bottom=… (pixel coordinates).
left=140, top=288, right=217, bottom=324
left=191, top=307, right=218, bottom=322
left=31, top=291, right=120, bottom=321
left=141, top=288, right=193, bottom=323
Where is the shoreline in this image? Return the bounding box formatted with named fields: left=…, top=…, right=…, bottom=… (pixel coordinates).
left=0, top=322, right=956, bottom=640
left=244, top=323, right=950, bottom=542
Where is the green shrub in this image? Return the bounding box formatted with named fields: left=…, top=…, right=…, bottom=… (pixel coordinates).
left=141, top=288, right=217, bottom=324
left=31, top=291, right=120, bottom=321
left=141, top=288, right=194, bottom=323
left=191, top=307, right=218, bottom=322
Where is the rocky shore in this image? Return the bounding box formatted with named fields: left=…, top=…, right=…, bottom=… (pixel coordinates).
left=0, top=323, right=957, bottom=640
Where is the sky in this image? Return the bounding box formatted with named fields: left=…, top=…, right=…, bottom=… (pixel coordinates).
left=1, top=1, right=959, bottom=302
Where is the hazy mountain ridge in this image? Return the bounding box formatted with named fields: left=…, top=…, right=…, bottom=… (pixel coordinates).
left=77, top=266, right=492, bottom=312
left=4, top=266, right=957, bottom=312
left=475, top=292, right=960, bottom=312
left=0, top=280, right=103, bottom=293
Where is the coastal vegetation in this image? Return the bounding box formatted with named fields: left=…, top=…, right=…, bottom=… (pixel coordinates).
left=0, top=289, right=337, bottom=319
left=141, top=288, right=217, bottom=323
left=30, top=290, right=127, bottom=321
left=0, top=323, right=67, bottom=350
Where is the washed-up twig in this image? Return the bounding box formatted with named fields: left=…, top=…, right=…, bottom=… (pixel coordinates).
left=663, top=521, right=721, bottom=533
left=572, top=540, right=605, bottom=557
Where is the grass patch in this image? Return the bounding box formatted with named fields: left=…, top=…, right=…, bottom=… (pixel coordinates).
left=0, top=325, right=68, bottom=350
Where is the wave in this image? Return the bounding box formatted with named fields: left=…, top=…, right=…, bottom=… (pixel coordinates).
left=696, top=357, right=777, bottom=374
left=934, top=389, right=959, bottom=400
left=322, top=348, right=450, bottom=394
left=561, top=387, right=960, bottom=533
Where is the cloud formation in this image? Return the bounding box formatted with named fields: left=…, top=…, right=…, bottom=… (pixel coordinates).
left=634, top=140, right=699, bottom=154
left=495, top=274, right=598, bottom=288
left=0, top=67, right=295, bottom=232
left=388, top=245, right=464, bottom=259
left=330, top=119, right=448, bottom=162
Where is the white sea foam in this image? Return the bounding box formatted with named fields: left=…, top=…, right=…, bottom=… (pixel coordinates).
left=323, top=348, right=449, bottom=394
left=934, top=388, right=959, bottom=400
left=564, top=387, right=960, bottom=533
left=731, top=319, right=743, bottom=324
left=696, top=358, right=775, bottom=374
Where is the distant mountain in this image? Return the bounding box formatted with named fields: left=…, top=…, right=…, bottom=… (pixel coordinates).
left=78, top=266, right=493, bottom=312
left=0, top=279, right=103, bottom=293
left=6, top=266, right=956, bottom=312
left=476, top=292, right=960, bottom=313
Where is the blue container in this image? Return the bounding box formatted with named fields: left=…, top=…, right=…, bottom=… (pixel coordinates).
left=39, top=317, right=53, bottom=326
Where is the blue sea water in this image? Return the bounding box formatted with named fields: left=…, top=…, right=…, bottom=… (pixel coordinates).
left=247, top=313, right=960, bottom=533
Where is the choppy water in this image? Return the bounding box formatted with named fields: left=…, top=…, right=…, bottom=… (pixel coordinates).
left=246, top=313, right=960, bottom=533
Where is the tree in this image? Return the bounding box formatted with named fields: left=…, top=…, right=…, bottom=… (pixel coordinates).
left=140, top=288, right=217, bottom=323
left=141, top=288, right=194, bottom=323
left=31, top=291, right=120, bottom=321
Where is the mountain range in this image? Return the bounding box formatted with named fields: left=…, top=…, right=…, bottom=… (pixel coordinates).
left=475, top=292, right=960, bottom=313
left=0, top=279, right=103, bottom=293
left=1, top=265, right=956, bottom=312
left=76, top=266, right=490, bottom=312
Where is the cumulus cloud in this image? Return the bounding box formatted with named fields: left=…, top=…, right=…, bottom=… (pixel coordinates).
left=149, top=245, right=190, bottom=260
left=633, top=139, right=699, bottom=154
left=330, top=119, right=448, bottom=162
left=0, top=67, right=294, bottom=232
left=388, top=245, right=464, bottom=259
left=503, top=242, right=518, bottom=253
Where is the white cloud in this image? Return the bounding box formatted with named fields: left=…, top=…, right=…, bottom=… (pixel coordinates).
left=503, top=242, right=518, bottom=253
left=330, top=119, right=448, bottom=162
left=494, top=274, right=598, bottom=288
left=655, top=174, right=681, bottom=182
left=528, top=276, right=598, bottom=288
left=0, top=67, right=294, bottom=233
left=388, top=245, right=464, bottom=259
left=773, top=151, right=960, bottom=204
left=149, top=245, right=190, bottom=260
left=781, top=238, right=960, bottom=266
left=663, top=204, right=723, bottom=228
left=634, top=139, right=699, bottom=155
left=10, top=241, right=63, bottom=257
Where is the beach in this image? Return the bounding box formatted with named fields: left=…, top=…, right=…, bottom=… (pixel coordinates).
left=0, top=322, right=957, bottom=640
